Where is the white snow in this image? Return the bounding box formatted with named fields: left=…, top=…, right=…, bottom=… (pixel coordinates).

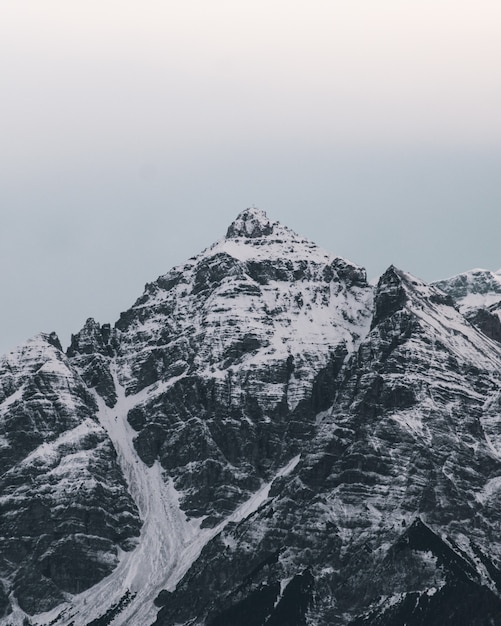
left=476, top=476, right=501, bottom=505
left=434, top=268, right=501, bottom=314
left=392, top=409, right=432, bottom=444
left=212, top=231, right=335, bottom=264
left=460, top=292, right=501, bottom=311
left=398, top=271, right=501, bottom=372
left=0, top=384, right=25, bottom=411
left=116, top=219, right=374, bottom=412
left=226, top=454, right=300, bottom=526
left=4, top=214, right=501, bottom=626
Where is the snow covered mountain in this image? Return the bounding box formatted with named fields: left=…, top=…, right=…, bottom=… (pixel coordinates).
left=434, top=268, right=501, bottom=345
left=0, top=334, right=141, bottom=620
left=1, top=208, right=501, bottom=625
left=434, top=268, right=501, bottom=314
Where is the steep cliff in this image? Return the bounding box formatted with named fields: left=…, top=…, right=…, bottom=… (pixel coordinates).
left=0, top=334, right=141, bottom=619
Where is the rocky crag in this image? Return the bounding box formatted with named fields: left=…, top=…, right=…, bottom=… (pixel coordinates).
left=1, top=208, right=501, bottom=625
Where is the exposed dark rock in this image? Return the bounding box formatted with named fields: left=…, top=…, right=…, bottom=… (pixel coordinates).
left=466, top=307, right=501, bottom=343
left=0, top=335, right=141, bottom=617
left=350, top=581, right=501, bottom=626
left=47, top=332, right=63, bottom=352
left=207, top=584, right=280, bottom=626
left=192, top=253, right=244, bottom=295
left=391, top=518, right=479, bottom=583
left=13, top=566, right=66, bottom=615
left=266, top=568, right=314, bottom=626
left=434, top=268, right=501, bottom=301
left=0, top=580, right=11, bottom=618
left=330, top=258, right=368, bottom=288
left=371, top=266, right=408, bottom=329
left=67, top=318, right=118, bottom=358
left=67, top=318, right=119, bottom=406
left=225, top=208, right=274, bottom=239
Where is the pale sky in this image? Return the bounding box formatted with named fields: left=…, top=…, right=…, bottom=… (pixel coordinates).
left=1, top=1, right=500, bottom=355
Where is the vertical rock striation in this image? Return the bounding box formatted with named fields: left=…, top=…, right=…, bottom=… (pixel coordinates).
left=0, top=334, right=141, bottom=616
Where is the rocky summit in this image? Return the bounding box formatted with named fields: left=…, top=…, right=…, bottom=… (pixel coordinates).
left=1, top=208, right=501, bottom=625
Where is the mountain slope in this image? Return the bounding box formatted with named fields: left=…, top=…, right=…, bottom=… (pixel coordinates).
left=0, top=334, right=141, bottom=619
left=434, top=268, right=501, bottom=343
left=153, top=266, right=501, bottom=625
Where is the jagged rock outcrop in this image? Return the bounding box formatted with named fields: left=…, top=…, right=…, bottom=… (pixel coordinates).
left=465, top=306, right=501, bottom=344
left=0, top=334, right=141, bottom=617
left=67, top=318, right=119, bottom=407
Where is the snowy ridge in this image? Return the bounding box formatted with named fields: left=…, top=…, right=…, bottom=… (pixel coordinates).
left=0, top=418, right=102, bottom=483
left=149, top=262, right=501, bottom=625
left=116, top=208, right=373, bottom=407
left=212, top=208, right=348, bottom=265
left=434, top=267, right=501, bottom=314
left=0, top=335, right=141, bottom=626
left=0, top=334, right=64, bottom=402
left=399, top=269, right=501, bottom=370
left=107, top=208, right=374, bottom=528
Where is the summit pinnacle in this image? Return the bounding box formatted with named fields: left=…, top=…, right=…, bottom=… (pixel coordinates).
left=225, top=207, right=274, bottom=239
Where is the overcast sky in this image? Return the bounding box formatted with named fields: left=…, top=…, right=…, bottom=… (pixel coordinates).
left=1, top=1, right=500, bottom=356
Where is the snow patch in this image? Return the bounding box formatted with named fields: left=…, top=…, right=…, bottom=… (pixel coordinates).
left=476, top=476, right=501, bottom=504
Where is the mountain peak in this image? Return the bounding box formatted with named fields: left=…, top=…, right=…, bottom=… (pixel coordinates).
left=225, top=207, right=274, bottom=239
left=433, top=268, right=501, bottom=315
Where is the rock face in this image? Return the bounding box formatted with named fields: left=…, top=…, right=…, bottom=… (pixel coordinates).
left=1, top=209, right=501, bottom=626
left=67, top=318, right=119, bottom=407
left=0, top=334, right=141, bottom=617
left=434, top=268, right=501, bottom=344
left=113, top=208, right=372, bottom=524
